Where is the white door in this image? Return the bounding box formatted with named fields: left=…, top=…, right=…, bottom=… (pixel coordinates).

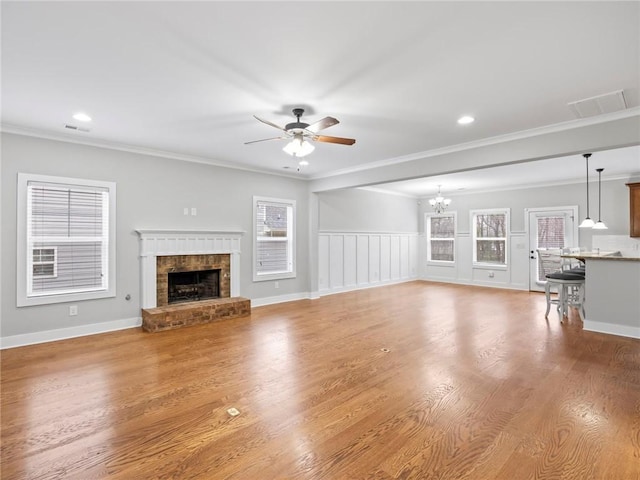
left=527, top=207, right=578, bottom=292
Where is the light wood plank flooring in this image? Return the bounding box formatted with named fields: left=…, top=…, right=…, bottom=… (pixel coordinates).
left=2, top=281, right=639, bottom=479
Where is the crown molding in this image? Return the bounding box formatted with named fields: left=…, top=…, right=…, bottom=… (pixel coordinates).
left=0, top=123, right=305, bottom=181
left=309, top=107, right=640, bottom=180
left=3, top=106, right=638, bottom=184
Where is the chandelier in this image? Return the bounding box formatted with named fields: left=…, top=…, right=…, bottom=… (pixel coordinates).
left=429, top=185, right=451, bottom=214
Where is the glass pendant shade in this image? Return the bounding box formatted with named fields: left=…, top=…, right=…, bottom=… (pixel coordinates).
left=579, top=217, right=595, bottom=228
left=592, top=221, right=608, bottom=230
left=283, top=134, right=315, bottom=157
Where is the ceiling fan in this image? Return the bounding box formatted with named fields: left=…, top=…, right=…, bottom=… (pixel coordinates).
left=245, top=108, right=356, bottom=157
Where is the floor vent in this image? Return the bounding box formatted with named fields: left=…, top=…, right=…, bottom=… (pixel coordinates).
left=567, top=90, right=627, bottom=119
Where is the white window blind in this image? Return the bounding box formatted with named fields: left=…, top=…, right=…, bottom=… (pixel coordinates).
left=254, top=197, right=296, bottom=281
left=27, top=181, right=109, bottom=296
left=17, top=173, right=116, bottom=306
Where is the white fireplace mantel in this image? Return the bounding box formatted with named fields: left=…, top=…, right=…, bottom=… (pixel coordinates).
left=135, top=229, right=244, bottom=309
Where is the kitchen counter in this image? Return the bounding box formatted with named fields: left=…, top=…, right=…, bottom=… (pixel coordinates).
left=566, top=253, right=640, bottom=339
left=562, top=251, right=640, bottom=262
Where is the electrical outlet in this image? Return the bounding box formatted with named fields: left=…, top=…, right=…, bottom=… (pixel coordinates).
left=274, top=281, right=279, bottom=289
left=183, top=207, right=189, bottom=216
left=69, top=305, right=78, bottom=316
left=191, top=207, right=197, bottom=216
left=488, top=271, right=495, bottom=278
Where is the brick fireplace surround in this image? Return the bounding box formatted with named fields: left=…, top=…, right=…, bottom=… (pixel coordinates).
left=136, top=230, right=250, bottom=332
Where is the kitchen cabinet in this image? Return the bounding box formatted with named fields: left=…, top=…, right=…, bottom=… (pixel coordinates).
left=628, top=182, right=640, bottom=237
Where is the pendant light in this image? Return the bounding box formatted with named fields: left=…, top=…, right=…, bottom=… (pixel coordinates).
left=579, top=153, right=595, bottom=228
left=592, top=167, right=608, bottom=230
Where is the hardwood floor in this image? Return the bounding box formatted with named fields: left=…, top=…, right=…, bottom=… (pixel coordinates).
left=2, top=281, right=639, bottom=479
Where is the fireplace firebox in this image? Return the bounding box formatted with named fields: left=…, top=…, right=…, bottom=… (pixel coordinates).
left=167, top=269, right=220, bottom=304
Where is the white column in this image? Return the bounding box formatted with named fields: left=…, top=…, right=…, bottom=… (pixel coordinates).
left=140, top=255, right=157, bottom=309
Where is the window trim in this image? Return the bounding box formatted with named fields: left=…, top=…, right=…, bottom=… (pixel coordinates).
left=471, top=208, right=510, bottom=269
left=424, top=211, right=456, bottom=265
left=17, top=173, right=117, bottom=307
left=253, top=195, right=296, bottom=282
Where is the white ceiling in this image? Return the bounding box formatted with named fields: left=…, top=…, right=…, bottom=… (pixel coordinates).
left=371, top=145, right=640, bottom=197
left=2, top=2, right=639, bottom=184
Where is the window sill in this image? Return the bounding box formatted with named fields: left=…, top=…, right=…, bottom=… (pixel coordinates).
left=253, top=271, right=296, bottom=282
left=426, top=261, right=456, bottom=267
left=17, top=288, right=116, bottom=307
left=472, top=263, right=508, bottom=271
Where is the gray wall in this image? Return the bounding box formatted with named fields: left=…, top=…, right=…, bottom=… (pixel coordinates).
left=1, top=133, right=310, bottom=337
left=318, top=188, right=418, bottom=233
left=417, top=178, right=636, bottom=290
left=419, top=179, right=632, bottom=241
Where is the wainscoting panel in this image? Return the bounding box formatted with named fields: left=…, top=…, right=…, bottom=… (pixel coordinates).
left=357, top=235, right=370, bottom=286
left=319, top=232, right=419, bottom=295
left=318, top=235, right=330, bottom=291
left=344, top=235, right=358, bottom=288
left=369, top=235, right=381, bottom=283
left=421, top=231, right=528, bottom=291
left=329, top=235, right=344, bottom=289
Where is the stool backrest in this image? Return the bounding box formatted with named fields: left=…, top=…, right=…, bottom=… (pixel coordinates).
left=536, top=248, right=562, bottom=280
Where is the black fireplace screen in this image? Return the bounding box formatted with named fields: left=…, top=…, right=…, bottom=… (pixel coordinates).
left=168, top=269, right=220, bottom=304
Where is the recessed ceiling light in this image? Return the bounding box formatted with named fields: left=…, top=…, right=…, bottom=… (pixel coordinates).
left=72, top=112, right=92, bottom=122
left=298, top=160, right=309, bottom=166
left=457, top=115, right=475, bottom=125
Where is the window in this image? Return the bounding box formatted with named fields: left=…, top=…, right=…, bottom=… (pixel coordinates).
left=17, top=174, right=116, bottom=306
left=32, top=247, right=57, bottom=278
left=425, top=212, right=456, bottom=263
left=472, top=208, right=509, bottom=267
left=253, top=196, right=296, bottom=281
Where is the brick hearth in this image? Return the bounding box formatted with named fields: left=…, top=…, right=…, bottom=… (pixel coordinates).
left=142, top=297, right=251, bottom=333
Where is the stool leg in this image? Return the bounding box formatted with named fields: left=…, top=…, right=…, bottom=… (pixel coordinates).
left=544, top=281, right=551, bottom=319
left=558, top=283, right=566, bottom=322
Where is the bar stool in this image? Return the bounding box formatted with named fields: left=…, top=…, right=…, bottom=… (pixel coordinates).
left=544, top=270, right=585, bottom=322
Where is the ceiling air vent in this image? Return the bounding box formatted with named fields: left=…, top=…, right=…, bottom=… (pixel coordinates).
left=64, top=124, right=91, bottom=133
left=567, top=90, right=627, bottom=119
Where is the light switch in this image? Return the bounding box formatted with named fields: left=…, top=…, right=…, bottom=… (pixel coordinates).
left=183, top=207, right=189, bottom=216
left=191, top=207, right=197, bottom=216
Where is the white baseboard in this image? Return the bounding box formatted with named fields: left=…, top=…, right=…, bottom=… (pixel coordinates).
left=0, top=317, right=142, bottom=350
left=318, top=277, right=418, bottom=297
left=251, top=292, right=312, bottom=307
left=420, top=276, right=529, bottom=291
left=583, top=320, right=640, bottom=340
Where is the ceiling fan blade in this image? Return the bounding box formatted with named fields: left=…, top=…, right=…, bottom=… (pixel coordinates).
left=244, top=136, right=286, bottom=145
left=315, top=135, right=356, bottom=146
left=254, top=115, right=286, bottom=131
left=306, top=116, right=339, bottom=133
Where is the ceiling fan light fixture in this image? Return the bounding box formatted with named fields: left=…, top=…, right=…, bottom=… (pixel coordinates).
left=283, top=134, right=315, bottom=157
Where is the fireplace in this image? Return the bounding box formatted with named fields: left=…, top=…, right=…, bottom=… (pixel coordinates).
left=136, top=230, right=249, bottom=332
left=168, top=269, right=220, bottom=304
left=136, top=229, right=243, bottom=309
left=156, top=254, right=230, bottom=307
